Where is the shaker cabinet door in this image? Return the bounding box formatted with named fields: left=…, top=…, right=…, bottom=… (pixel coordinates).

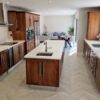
left=13, top=45, right=20, bottom=64
left=26, top=59, right=40, bottom=85
left=0, top=50, right=9, bottom=75
left=42, top=60, right=59, bottom=87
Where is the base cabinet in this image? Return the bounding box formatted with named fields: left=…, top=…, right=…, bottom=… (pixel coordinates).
left=26, top=39, right=35, bottom=53
left=8, top=48, right=14, bottom=68
left=26, top=59, right=60, bottom=87
left=0, top=50, right=9, bottom=75
left=13, top=43, right=25, bottom=65
left=13, top=45, right=20, bottom=65
left=95, top=59, right=100, bottom=91
left=84, top=41, right=100, bottom=91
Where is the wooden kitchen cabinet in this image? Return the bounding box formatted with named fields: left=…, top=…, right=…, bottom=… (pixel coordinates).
left=26, top=39, right=35, bottom=53
left=8, top=48, right=14, bottom=68
left=13, top=43, right=25, bottom=64
left=26, top=59, right=40, bottom=85
left=13, top=45, right=20, bottom=64
left=42, top=60, right=59, bottom=86
left=0, top=50, right=9, bottom=75
left=8, top=11, right=40, bottom=53
left=26, top=59, right=60, bottom=87
left=84, top=40, right=100, bottom=91
left=95, top=59, right=100, bottom=91
left=19, top=43, right=25, bottom=60
left=8, top=11, right=17, bottom=32
left=87, top=11, right=100, bottom=40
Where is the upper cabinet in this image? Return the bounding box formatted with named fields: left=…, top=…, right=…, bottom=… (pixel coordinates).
left=8, top=11, right=40, bottom=53
left=8, top=11, right=17, bottom=32
left=87, top=11, right=100, bottom=40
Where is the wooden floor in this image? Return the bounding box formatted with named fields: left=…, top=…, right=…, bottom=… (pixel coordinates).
left=0, top=50, right=100, bottom=100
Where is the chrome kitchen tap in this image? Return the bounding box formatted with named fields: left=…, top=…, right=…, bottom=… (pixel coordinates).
left=44, top=41, right=47, bottom=52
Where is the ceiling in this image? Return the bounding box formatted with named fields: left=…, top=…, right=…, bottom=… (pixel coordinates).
left=1, top=0, right=100, bottom=15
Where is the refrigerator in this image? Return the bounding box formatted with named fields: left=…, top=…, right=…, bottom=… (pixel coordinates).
left=34, top=20, right=40, bottom=47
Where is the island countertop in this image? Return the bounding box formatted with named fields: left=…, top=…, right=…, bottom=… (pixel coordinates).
left=24, top=40, right=65, bottom=60
left=85, top=40, right=100, bottom=58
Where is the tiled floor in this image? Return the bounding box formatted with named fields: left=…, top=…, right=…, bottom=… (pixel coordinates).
left=0, top=50, right=100, bottom=100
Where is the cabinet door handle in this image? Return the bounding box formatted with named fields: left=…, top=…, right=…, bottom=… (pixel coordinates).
left=43, top=62, right=45, bottom=77
left=39, top=62, right=42, bottom=77
left=0, top=56, right=1, bottom=65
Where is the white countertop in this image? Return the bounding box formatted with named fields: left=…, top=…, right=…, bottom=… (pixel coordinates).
left=85, top=40, right=100, bottom=58
left=24, top=40, right=65, bottom=60
left=0, top=40, right=25, bottom=52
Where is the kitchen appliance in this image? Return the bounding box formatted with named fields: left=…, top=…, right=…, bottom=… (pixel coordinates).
left=0, top=3, right=7, bottom=25
left=34, top=20, right=40, bottom=46
left=26, top=27, right=35, bottom=40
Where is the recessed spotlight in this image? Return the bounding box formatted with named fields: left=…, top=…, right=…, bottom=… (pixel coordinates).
left=6, top=1, right=10, bottom=5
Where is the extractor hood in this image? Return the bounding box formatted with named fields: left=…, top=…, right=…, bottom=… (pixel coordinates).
left=0, top=3, right=7, bottom=25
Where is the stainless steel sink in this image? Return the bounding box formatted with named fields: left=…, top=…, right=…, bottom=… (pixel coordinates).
left=0, top=42, right=18, bottom=45
left=36, top=52, right=53, bottom=56
left=92, top=44, right=100, bottom=47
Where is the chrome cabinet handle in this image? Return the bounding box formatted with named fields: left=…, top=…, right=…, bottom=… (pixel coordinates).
left=39, top=62, right=46, bottom=78
left=39, top=62, right=42, bottom=77
left=43, top=62, right=45, bottom=77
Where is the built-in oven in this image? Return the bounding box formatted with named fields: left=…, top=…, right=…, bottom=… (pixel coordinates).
left=26, top=27, right=35, bottom=40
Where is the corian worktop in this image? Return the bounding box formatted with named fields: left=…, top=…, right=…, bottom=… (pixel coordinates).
left=0, top=40, right=25, bottom=52
left=24, top=40, right=65, bottom=60
left=85, top=40, right=100, bottom=58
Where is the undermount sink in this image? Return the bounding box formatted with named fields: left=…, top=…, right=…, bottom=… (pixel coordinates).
left=0, top=42, right=18, bottom=45
left=92, top=44, right=100, bottom=47
left=36, top=52, right=53, bottom=56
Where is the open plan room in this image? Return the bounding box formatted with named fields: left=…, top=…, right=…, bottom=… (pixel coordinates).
left=0, top=0, right=100, bottom=100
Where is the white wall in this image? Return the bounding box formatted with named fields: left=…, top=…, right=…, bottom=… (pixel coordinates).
left=77, top=8, right=100, bottom=54
left=0, top=4, right=9, bottom=42
left=40, top=15, right=44, bottom=34
left=43, top=15, right=74, bottom=34
left=0, top=26, right=8, bottom=42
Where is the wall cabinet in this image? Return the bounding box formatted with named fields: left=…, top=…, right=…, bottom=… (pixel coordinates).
left=26, top=59, right=61, bottom=87
left=0, top=50, right=9, bottom=75
left=8, top=11, right=17, bottom=32
left=8, top=11, right=40, bottom=53
left=87, top=11, right=100, bottom=40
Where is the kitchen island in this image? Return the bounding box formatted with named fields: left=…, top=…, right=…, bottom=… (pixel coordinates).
left=24, top=40, right=65, bottom=87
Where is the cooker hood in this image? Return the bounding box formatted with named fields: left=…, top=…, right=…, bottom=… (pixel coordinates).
left=0, top=3, right=7, bottom=25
